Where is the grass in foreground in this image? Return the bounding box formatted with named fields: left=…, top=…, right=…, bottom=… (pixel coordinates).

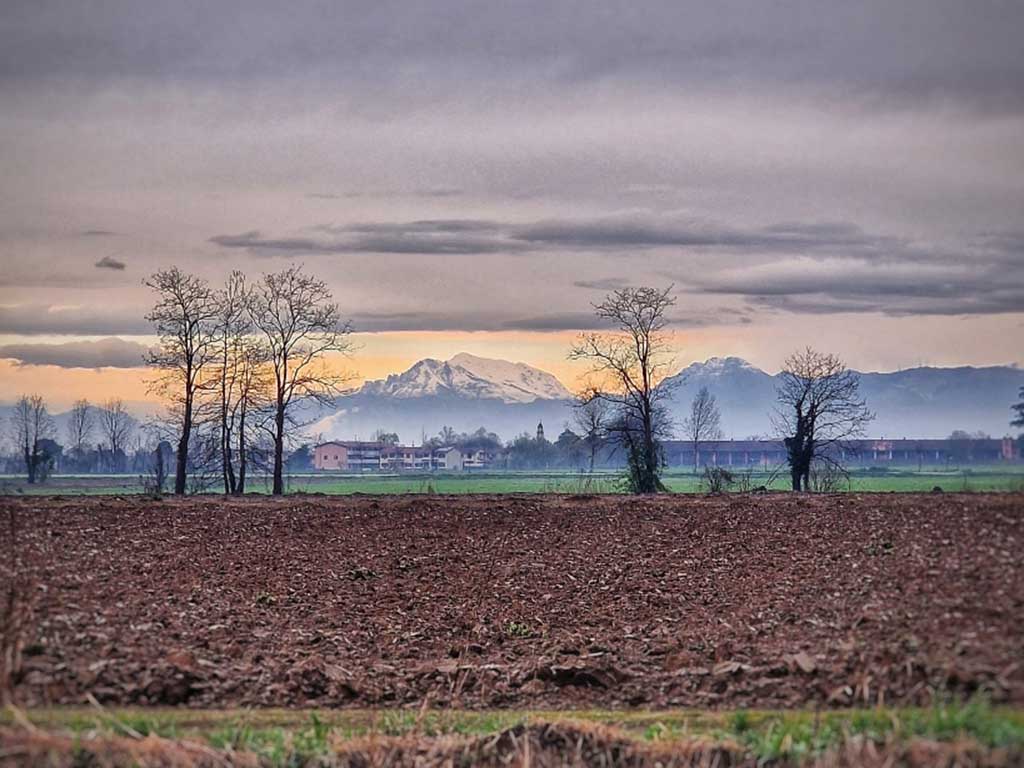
left=5, top=698, right=1024, bottom=766
left=3, top=465, right=1024, bottom=496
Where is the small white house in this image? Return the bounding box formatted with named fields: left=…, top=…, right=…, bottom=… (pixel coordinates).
left=433, top=446, right=463, bottom=471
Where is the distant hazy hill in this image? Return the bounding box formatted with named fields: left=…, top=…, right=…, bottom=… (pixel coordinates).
left=3, top=356, right=1020, bottom=446
left=661, top=357, right=1024, bottom=440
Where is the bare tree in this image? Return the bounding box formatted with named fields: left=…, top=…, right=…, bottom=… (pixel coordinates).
left=98, top=398, right=135, bottom=472
left=775, top=348, right=873, bottom=492
left=249, top=265, right=355, bottom=495
left=9, top=395, right=54, bottom=484
left=230, top=337, right=269, bottom=494
left=569, top=286, right=677, bottom=493
left=210, top=271, right=269, bottom=495
left=145, top=268, right=219, bottom=494
left=572, top=397, right=610, bottom=472
left=66, top=399, right=94, bottom=461
left=683, top=386, right=723, bottom=474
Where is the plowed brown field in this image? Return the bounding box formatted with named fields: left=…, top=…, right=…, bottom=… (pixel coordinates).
left=3, top=492, right=1022, bottom=709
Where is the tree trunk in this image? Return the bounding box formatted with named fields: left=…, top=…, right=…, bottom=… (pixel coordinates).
left=224, top=447, right=236, bottom=494
left=221, top=420, right=231, bottom=494
left=791, top=468, right=801, bottom=491
left=236, top=425, right=246, bottom=495
left=639, top=405, right=657, bottom=493
left=272, top=399, right=285, bottom=495
left=175, top=397, right=192, bottom=495
left=24, top=444, right=36, bottom=484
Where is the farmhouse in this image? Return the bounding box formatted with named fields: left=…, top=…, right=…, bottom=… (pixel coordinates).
left=314, top=441, right=468, bottom=471
left=312, top=441, right=386, bottom=471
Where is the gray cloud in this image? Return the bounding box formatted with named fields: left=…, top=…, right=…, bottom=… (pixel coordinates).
left=695, top=259, right=1024, bottom=317
left=211, top=215, right=919, bottom=258
left=514, top=217, right=898, bottom=253
left=751, top=293, right=1024, bottom=317
left=573, top=277, right=633, bottom=291
left=208, top=214, right=1007, bottom=267
left=81, top=229, right=116, bottom=237
left=350, top=310, right=608, bottom=333
left=212, top=216, right=878, bottom=256
left=207, top=215, right=1023, bottom=318
left=0, top=337, right=150, bottom=368
left=0, top=304, right=150, bottom=336
left=305, top=192, right=358, bottom=200
left=95, top=255, right=126, bottom=270
left=211, top=222, right=527, bottom=256
left=350, top=308, right=742, bottom=333
left=3, top=2, right=1023, bottom=114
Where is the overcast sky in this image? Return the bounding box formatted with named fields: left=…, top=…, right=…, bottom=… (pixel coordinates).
left=1, top=0, right=1023, bottom=406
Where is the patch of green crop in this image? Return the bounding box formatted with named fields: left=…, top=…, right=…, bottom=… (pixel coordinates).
left=658, top=698, right=1024, bottom=762
left=5, top=465, right=1024, bottom=496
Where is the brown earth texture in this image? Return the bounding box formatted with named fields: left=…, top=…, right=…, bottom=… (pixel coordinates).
left=2, top=492, right=1022, bottom=710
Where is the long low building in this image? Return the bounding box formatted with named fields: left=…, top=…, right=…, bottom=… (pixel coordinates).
left=662, top=437, right=1020, bottom=468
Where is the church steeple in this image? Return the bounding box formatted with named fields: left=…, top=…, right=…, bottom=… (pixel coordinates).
left=536, top=421, right=545, bottom=441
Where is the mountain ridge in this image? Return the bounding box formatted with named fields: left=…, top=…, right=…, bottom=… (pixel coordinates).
left=358, top=352, right=572, bottom=404
left=661, top=357, right=1024, bottom=440
left=3, top=355, right=1021, bottom=443
left=315, top=353, right=1024, bottom=441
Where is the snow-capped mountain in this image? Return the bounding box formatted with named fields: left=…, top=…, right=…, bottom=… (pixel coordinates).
left=310, top=353, right=1024, bottom=442
left=313, top=354, right=574, bottom=442
left=360, top=353, right=572, bottom=404
left=662, top=357, right=1024, bottom=439
left=678, top=356, right=758, bottom=375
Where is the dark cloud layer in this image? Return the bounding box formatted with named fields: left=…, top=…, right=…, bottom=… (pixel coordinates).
left=210, top=223, right=527, bottom=256
left=349, top=311, right=610, bottom=333
left=208, top=214, right=1023, bottom=318
left=349, top=309, right=729, bottom=333
left=211, top=216, right=904, bottom=257
left=0, top=305, right=150, bottom=336
left=0, top=337, right=149, bottom=368
left=4, top=2, right=1024, bottom=114
left=691, top=259, right=1024, bottom=317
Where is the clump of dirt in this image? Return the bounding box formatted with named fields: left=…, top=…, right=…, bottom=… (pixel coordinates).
left=2, top=492, right=1022, bottom=709
left=0, top=727, right=258, bottom=767
left=335, top=722, right=742, bottom=767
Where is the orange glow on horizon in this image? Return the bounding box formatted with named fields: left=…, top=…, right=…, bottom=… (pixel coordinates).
left=0, top=328, right=743, bottom=412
